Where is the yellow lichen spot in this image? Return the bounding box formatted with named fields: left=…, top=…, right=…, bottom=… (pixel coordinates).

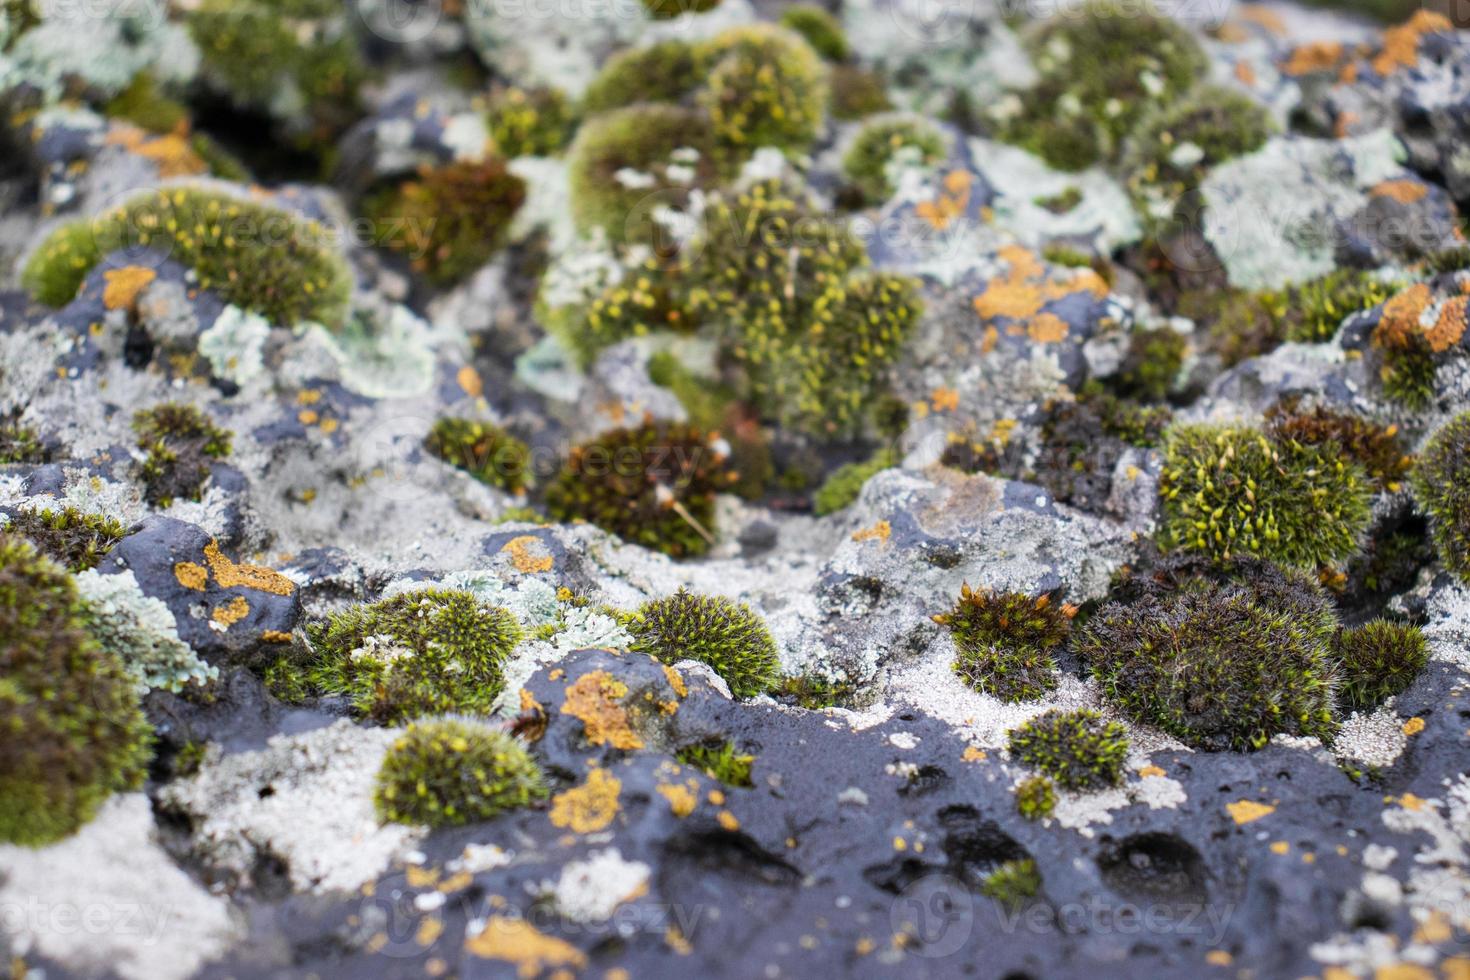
left=438, top=871, right=473, bottom=894
left=298, top=409, right=319, bottom=426
left=549, top=768, right=621, bottom=833
left=102, top=266, right=157, bottom=311
left=319, top=417, right=339, bottom=435
left=665, top=927, right=693, bottom=956
left=561, top=670, right=643, bottom=750
left=1226, top=800, right=1276, bottom=825
left=1413, top=910, right=1453, bottom=945
left=520, top=688, right=543, bottom=714
left=174, top=561, right=208, bottom=591
left=661, top=664, right=687, bottom=699
left=962, top=746, right=987, bottom=763
left=261, top=630, right=292, bottom=643
left=656, top=779, right=698, bottom=818
left=457, top=365, right=484, bottom=398
left=893, top=836, right=907, bottom=851
left=1027, top=312, right=1070, bottom=344
left=406, top=865, right=439, bottom=888
left=707, top=789, right=725, bottom=806
left=1372, top=964, right=1436, bottom=980
left=855, top=936, right=876, bottom=956
left=1138, top=765, right=1166, bottom=779
left=717, top=810, right=740, bottom=831
left=1269, top=840, right=1289, bottom=855
left=852, top=521, right=891, bottom=543
left=1395, top=793, right=1426, bottom=811
left=203, top=540, right=295, bottom=595
left=211, top=595, right=250, bottom=627
left=1402, top=716, right=1426, bottom=736
left=606, top=970, right=631, bottom=980
left=500, top=535, right=555, bottom=574
left=415, top=917, right=444, bottom=948
left=463, top=916, right=587, bottom=975
left=1204, top=949, right=1233, bottom=966
left=1302, top=852, right=1315, bottom=864
left=425, top=957, right=447, bottom=977
left=549, top=668, right=565, bottom=682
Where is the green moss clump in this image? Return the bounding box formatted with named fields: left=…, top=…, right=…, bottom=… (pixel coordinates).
left=567, top=104, right=724, bottom=245
left=814, top=447, right=898, bottom=515
left=1422, top=245, right=1470, bottom=276
left=1123, top=85, right=1273, bottom=220
left=487, top=86, right=575, bottom=159
left=133, top=403, right=233, bottom=509
left=363, top=159, right=526, bottom=286
left=374, top=719, right=547, bottom=827
left=1078, top=562, right=1339, bottom=750
left=779, top=4, right=848, bottom=61
left=544, top=421, right=735, bottom=558
left=645, top=351, right=773, bottom=501
left=103, top=72, right=191, bottom=135
left=697, top=24, right=828, bottom=156
left=0, top=534, right=150, bottom=845
left=935, top=586, right=1073, bottom=702
left=307, top=589, right=522, bottom=724
left=630, top=589, right=779, bottom=698
left=186, top=0, right=366, bottom=139
left=3, top=507, right=129, bottom=572
left=1263, top=397, right=1411, bottom=492
left=778, top=672, right=856, bottom=709
left=1158, top=424, right=1373, bottom=569
left=1178, top=286, right=1289, bottom=367
left=0, top=417, right=47, bottom=464
left=1286, top=271, right=1395, bottom=344
left=980, top=858, right=1041, bottom=908
left=2, top=0, right=39, bottom=50
left=842, top=114, right=947, bottom=203
left=1412, top=410, right=1470, bottom=582
left=581, top=40, right=706, bottom=116
left=1334, top=620, right=1428, bottom=711
left=425, top=417, right=532, bottom=494
left=997, top=1, right=1205, bottom=170
left=566, top=263, right=697, bottom=366
left=1380, top=337, right=1437, bottom=409
left=1113, top=326, right=1186, bottom=403
left=641, top=0, right=721, bottom=19
left=829, top=63, right=891, bottom=120
left=23, top=187, right=352, bottom=328
left=1007, top=709, right=1128, bottom=791
left=1015, top=776, right=1056, bottom=820
left=676, top=740, right=754, bottom=787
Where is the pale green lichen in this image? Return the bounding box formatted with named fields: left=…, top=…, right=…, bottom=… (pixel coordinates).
left=75, top=568, right=218, bottom=694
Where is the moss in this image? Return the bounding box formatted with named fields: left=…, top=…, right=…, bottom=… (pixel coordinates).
left=566, top=104, right=725, bottom=246
left=779, top=4, right=848, bottom=61
left=1113, top=327, right=1186, bottom=403
left=0, top=534, right=151, bottom=846
left=23, top=187, right=352, bottom=329
left=190, top=134, right=252, bottom=182
left=374, top=718, right=547, bottom=827
left=629, top=588, right=779, bottom=698
left=307, top=589, right=522, bottom=724
left=1286, top=272, right=1394, bottom=345
left=1123, top=84, right=1274, bottom=220
left=1026, top=390, right=1171, bottom=513
left=133, top=403, right=233, bottom=508
left=829, top=63, right=891, bottom=120
left=103, top=72, right=190, bottom=134
left=1158, top=424, right=1373, bottom=570
left=1380, top=337, right=1437, bottom=409
left=778, top=672, right=856, bottom=709
left=363, top=158, right=526, bottom=286
left=1007, top=709, right=1128, bottom=791
left=0, top=417, right=48, bottom=464
left=1422, top=245, right=1470, bottom=276
left=640, top=0, right=721, bottom=19
left=676, top=740, right=754, bottom=787
left=186, top=0, right=366, bottom=139
left=1015, top=776, right=1056, bottom=820
left=3, top=507, right=129, bottom=572
left=1411, top=410, right=1470, bottom=582
left=581, top=40, right=706, bottom=116
left=544, top=421, right=735, bottom=558
left=1334, top=619, right=1427, bottom=711
left=425, top=417, right=532, bottom=494
left=1078, top=560, right=1339, bottom=750
left=980, top=858, right=1041, bottom=908
left=2, top=0, right=38, bottom=50
left=1035, top=188, right=1083, bottom=214
left=1263, top=397, right=1411, bottom=492
left=486, top=86, right=575, bottom=158
left=564, top=262, right=697, bottom=366
left=1179, top=285, right=1289, bottom=367
left=841, top=113, right=947, bottom=203
left=495, top=506, right=547, bottom=525
left=935, top=586, right=1075, bottom=702
left=646, top=350, right=773, bottom=501
left=697, top=24, right=828, bottom=156
left=813, top=447, right=898, bottom=515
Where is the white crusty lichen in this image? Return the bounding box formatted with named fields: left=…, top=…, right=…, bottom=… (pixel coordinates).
left=197, top=306, right=271, bottom=387
left=306, top=301, right=436, bottom=400
left=548, top=848, right=651, bottom=923
left=75, top=568, right=218, bottom=693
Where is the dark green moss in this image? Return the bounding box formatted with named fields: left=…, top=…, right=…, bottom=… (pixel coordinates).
left=779, top=4, right=848, bottom=61
left=1411, top=410, right=1470, bottom=582
left=1015, top=775, right=1056, bottom=820
left=1008, top=709, right=1128, bottom=791
left=425, top=417, right=532, bottom=494
left=645, top=350, right=772, bottom=501
left=936, top=586, right=1074, bottom=702
left=1178, top=286, right=1289, bottom=367
left=814, top=447, right=898, bottom=515
left=0, top=416, right=47, bottom=464
left=1113, top=326, right=1187, bottom=403
left=23, top=187, right=352, bottom=328
left=103, top=72, right=190, bottom=134
left=580, top=40, right=706, bottom=116
left=630, top=588, right=779, bottom=698
left=1422, top=245, right=1470, bottom=276
left=4, top=507, right=129, bottom=572
left=1035, top=188, right=1084, bottom=214
left=1263, top=397, right=1411, bottom=492
left=374, top=719, right=546, bottom=827
left=544, top=421, right=735, bottom=558
left=641, top=0, right=722, bottom=19
left=778, top=672, right=857, bottom=709
left=486, top=86, right=575, bottom=158
left=1380, top=337, right=1437, bottom=409
left=1334, top=619, right=1428, bottom=711
left=841, top=114, right=947, bottom=203
left=0, top=534, right=150, bottom=845
left=133, top=403, right=233, bottom=508
left=676, top=740, right=754, bottom=787
left=307, top=588, right=522, bottom=724
left=829, top=63, right=891, bottom=120
left=980, top=858, right=1041, bottom=908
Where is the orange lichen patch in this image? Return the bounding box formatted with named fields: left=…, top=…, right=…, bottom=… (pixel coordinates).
left=656, top=777, right=699, bottom=818
left=1234, top=60, right=1257, bottom=86
left=665, top=927, right=694, bottom=956
left=415, top=917, right=443, bottom=948
left=105, top=127, right=207, bottom=178
left=549, top=768, right=621, bottom=833
left=1281, top=40, right=1345, bottom=76
left=1138, top=764, right=1166, bottom=779
left=717, top=810, right=740, bottom=831
left=298, top=409, right=319, bottom=425
left=962, top=746, right=987, bottom=763
left=1374, top=283, right=1433, bottom=349
left=661, top=664, right=687, bottom=699
left=1403, top=716, right=1426, bottom=736
left=929, top=387, right=960, bottom=413
left=914, top=169, right=974, bottom=231
left=1226, top=800, right=1276, bottom=824
left=174, top=561, right=209, bottom=591
left=1269, top=840, right=1290, bottom=855
left=562, top=670, right=643, bottom=750
left=973, top=246, right=1106, bottom=341
left=1371, top=10, right=1451, bottom=76
left=1239, top=5, right=1286, bottom=33
left=203, top=540, right=295, bottom=595
left=457, top=365, right=484, bottom=398
left=211, top=595, right=250, bottom=627
left=1372, top=965, right=1437, bottom=980
left=520, top=688, right=543, bottom=714
left=261, top=630, right=292, bottom=643
left=1205, top=949, right=1233, bottom=966
left=974, top=279, right=1043, bottom=320
left=102, top=266, right=157, bottom=311
left=406, top=865, right=439, bottom=888
left=1393, top=793, right=1426, bottom=811
left=1027, top=312, right=1070, bottom=344
left=500, top=535, right=554, bottom=574
left=1426, top=295, right=1468, bottom=352
left=1413, top=910, right=1455, bottom=945
left=463, top=916, right=587, bottom=974
left=851, top=521, right=891, bottom=543
left=1372, top=179, right=1428, bottom=204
